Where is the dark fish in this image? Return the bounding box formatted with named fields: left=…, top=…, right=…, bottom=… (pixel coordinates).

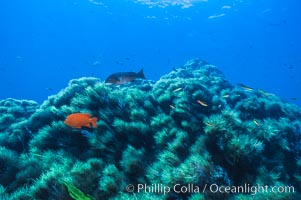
left=105, top=69, right=145, bottom=84
left=45, top=87, right=54, bottom=91
left=237, top=83, right=253, bottom=91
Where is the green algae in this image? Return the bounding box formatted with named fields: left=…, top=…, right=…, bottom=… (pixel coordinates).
left=0, top=59, right=301, bottom=199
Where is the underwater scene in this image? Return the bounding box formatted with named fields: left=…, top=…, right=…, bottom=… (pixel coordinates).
left=1, top=0, right=301, bottom=200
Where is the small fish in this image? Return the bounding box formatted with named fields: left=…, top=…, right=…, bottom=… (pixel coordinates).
left=91, top=61, right=101, bottom=66
left=172, top=67, right=178, bottom=72
left=169, top=105, right=175, bottom=109
left=261, top=8, right=272, bottom=14
left=208, top=13, right=225, bottom=19
left=16, top=56, right=24, bottom=60
left=253, top=119, right=260, bottom=126
left=291, top=97, right=297, bottom=101
left=237, top=83, right=253, bottom=91
left=88, top=0, right=103, bottom=5
left=105, top=69, right=145, bottom=84
left=258, top=89, right=272, bottom=96
left=80, top=130, right=93, bottom=138
left=222, top=94, right=230, bottom=98
left=221, top=5, right=231, bottom=9
left=288, top=65, right=294, bottom=70
left=204, top=122, right=215, bottom=127
left=173, top=87, right=182, bottom=92
left=197, top=100, right=208, bottom=107
left=45, top=87, right=54, bottom=91
left=64, top=113, right=98, bottom=129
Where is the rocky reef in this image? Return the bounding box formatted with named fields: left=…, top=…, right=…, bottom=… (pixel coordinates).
left=0, top=59, right=301, bottom=199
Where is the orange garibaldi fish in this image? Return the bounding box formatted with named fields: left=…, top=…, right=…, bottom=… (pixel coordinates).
left=105, top=69, right=145, bottom=84
left=64, top=113, right=98, bottom=129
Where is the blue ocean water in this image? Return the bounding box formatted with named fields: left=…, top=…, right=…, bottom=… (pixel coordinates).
left=0, top=0, right=300, bottom=106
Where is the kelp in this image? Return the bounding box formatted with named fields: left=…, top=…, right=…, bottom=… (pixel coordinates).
left=63, top=181, right=92, bottom=200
